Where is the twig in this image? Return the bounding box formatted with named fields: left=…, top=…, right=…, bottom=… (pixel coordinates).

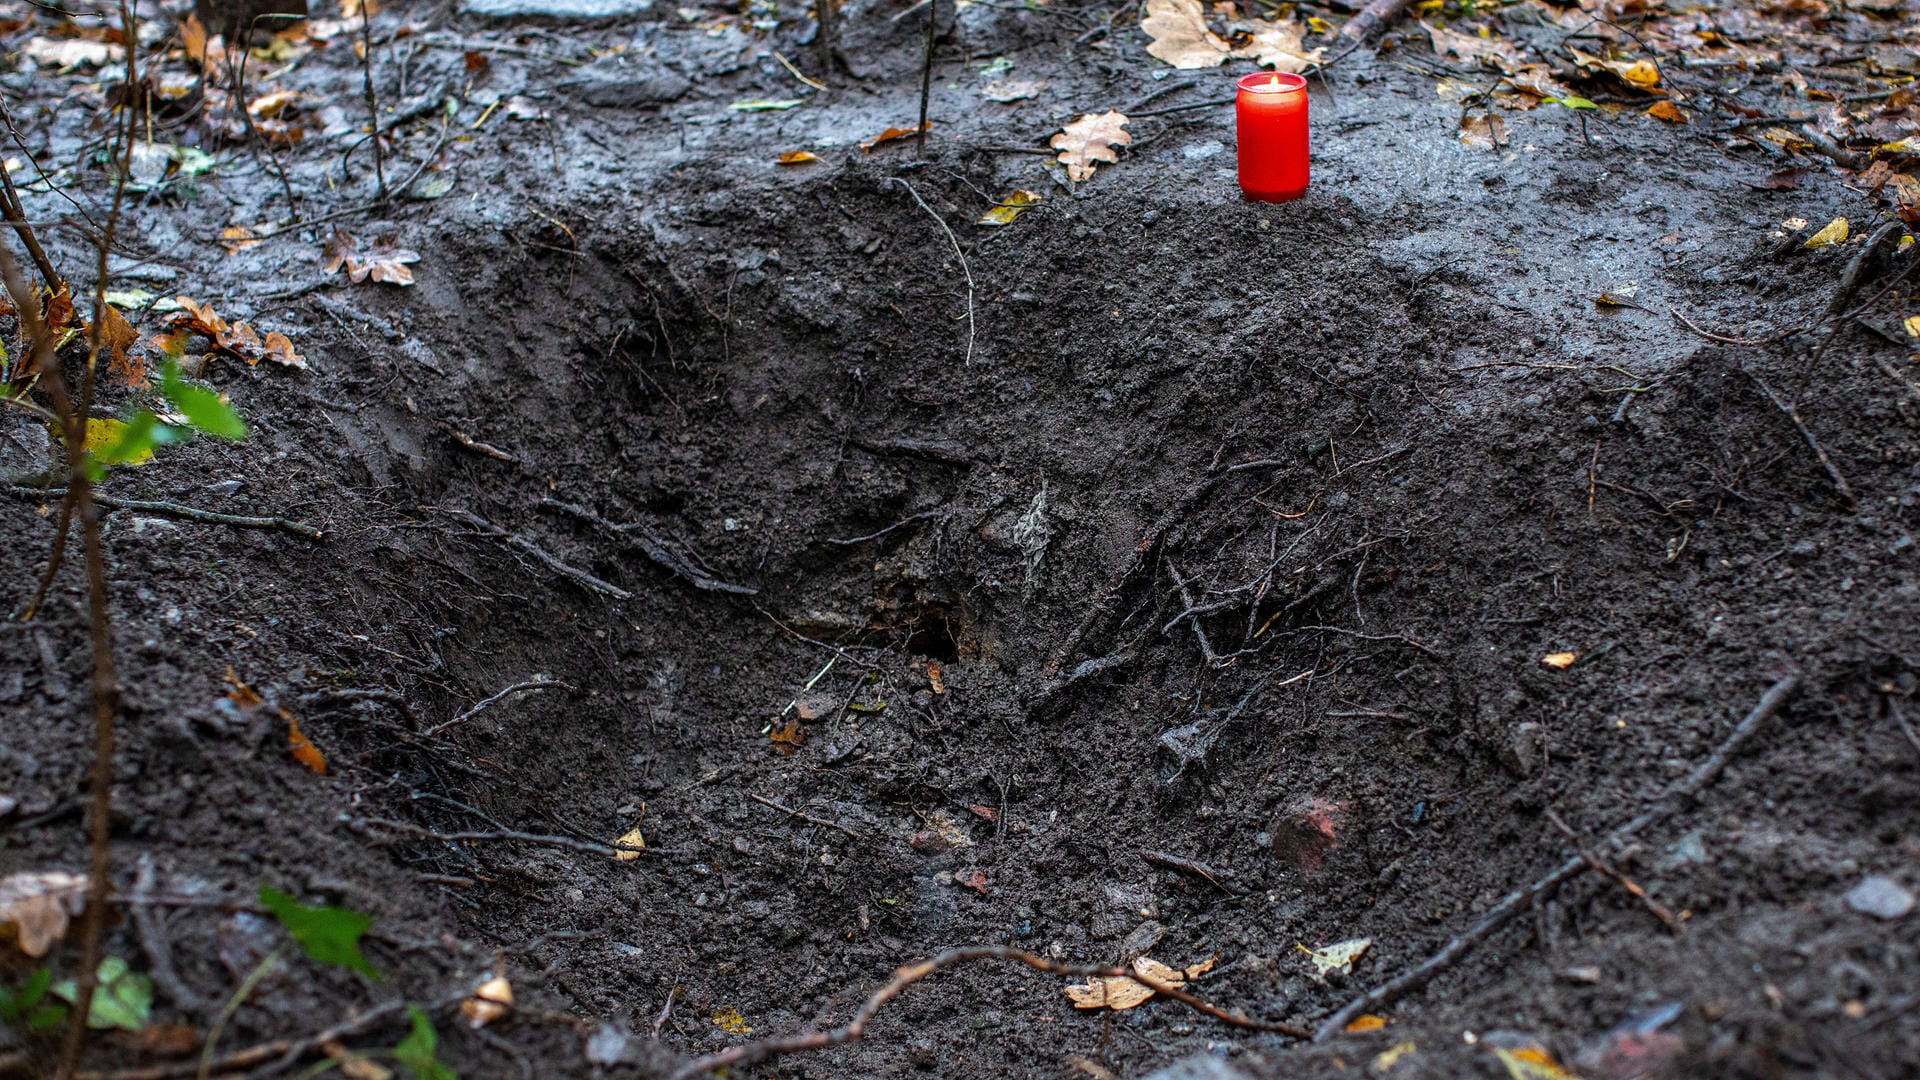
left=1542, top=808, right=1677, bottom=929
left=1887, top=698, right=1920, bottom=761
left=668, top=945, right=1305, bottom=1079
left=885, top=178, right=975, bottom=366
left=1339, top=0, right=1415, bottom=42
left=1314, top=673, right=1800, bottom=1040
left=1166, top=561, right=1222, bottom=666
left=651, top=986, right=679, bottom=1039
left=773, top=50, right=825, bottom=91
left=7, top=487, right=324, bottom=539
left=538, top=498, right=757, bottom=595
left=359, top=0, right=386, bottom=200
left=826, top=510, right=939, bottom=546
left=440, top=507, right=632, bottom=600
left=1034, top=650, right=1135, bottom=700
left=1127, top=95, right=1235, bottom=119
left=916, top=0, right=936, bottom=157
left=1742, top=368, right=1856, bottom=508
left=443, top=423, right=517, bottom=462
left=353, top=817, right=647, bottom=859
left=1140, top=848, right=1237, bottom=893
left=749, top=793, right=864, bottom=839
left=130, top=856, right=209, bottom=1013
left=423, top=679, right=572, bottom=737
left=1291, top=624, right=1444, bottom=660
left=80, top=994, right=462, bottom=1080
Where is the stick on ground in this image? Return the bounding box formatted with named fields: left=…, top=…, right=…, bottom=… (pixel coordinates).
left=1313, top=672, right=1800, bottom=1040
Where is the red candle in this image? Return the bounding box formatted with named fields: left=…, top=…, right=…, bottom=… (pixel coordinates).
left=1236, top=71, right=1309, bottom=203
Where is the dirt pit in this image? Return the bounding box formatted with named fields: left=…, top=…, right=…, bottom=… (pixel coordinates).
left=5, top=4, right=1920, bottom=1079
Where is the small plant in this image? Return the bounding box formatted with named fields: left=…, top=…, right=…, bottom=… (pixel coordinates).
left=86, top=359, right=246, bottom=480
left=51, top=957, right=152, bottom=1032
left=0, top=967, right=69, bottom=1033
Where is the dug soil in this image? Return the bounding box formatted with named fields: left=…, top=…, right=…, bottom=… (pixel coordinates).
left=4, top=2, right=1920, bottom=1078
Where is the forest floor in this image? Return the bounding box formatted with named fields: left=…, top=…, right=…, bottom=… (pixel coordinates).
left=3, top=0, right=1920, bottom=1078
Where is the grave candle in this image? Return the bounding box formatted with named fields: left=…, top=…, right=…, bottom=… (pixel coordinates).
left=1235, top=71, right=1309, bottom=203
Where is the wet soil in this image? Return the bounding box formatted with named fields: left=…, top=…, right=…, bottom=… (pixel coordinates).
left=3, top=2, right=1920, bottom=1079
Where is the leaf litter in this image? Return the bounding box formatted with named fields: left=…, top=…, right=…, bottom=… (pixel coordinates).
left=1051, top=112, right=1132, bottom=182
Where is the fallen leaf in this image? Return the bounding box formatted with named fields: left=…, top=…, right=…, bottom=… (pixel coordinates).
left=1541, top=651, right=1578, bottom=669
left=1595, top=282, right=1640, bottom=307
left=87, top=302, right=143, bottom=386
left=248, top=90, right=314, bottom=119
left=776, top=150, right=822, bottom=165
left=23, top=37, right=122, bottom=69
left=613, top=822, right=646, bottom=862
left=860, top=124, right=928, bottom=151
left=730, top=98, right=802, bottom=111
left=978, top=190, right=1042, bottom=226
left=323, top=229, right=421, bottom=286
left=74, top=419, right=153, bottom=466
left=1492, top=1044, right=1579, bottom=1080
left=1375, top=1041, right=1418, bottom=1071
left=51, top=957, right=152, bottom=1031
left=288, top=716, right=328, bottom=774
left=0, top=872, right=88, bottom=957
left=926, top=660, right=947, bottom=693
left=1347, top=1014, right=1389, bottom=1032
left=982, top=79, right=1047, bottom=102
left=1881, top=137, right=1920, bottom=156
left=1646, top=101, right=1689, bottom=124
left=1051, top=111, right=1132, bottom=181
left=1459, top=113, right=1507, bottom=149
left=1141, top=0, right=1323, bottom=72
left=1803, top=216, right=1849, bottom=249
left=1066, top=955, right=1205, bottom=1010
left=221, top=225, right=263, bottom=255
left=1183, top=955, right=1217, bottom=979
left=1297, top=937, right=1372, bottom=978
left=1904, top=314, right=1920, bottom=339
left=967, top=803, right=998, bottom=821
left=1568, top=47, right=1660, bottom=91
left=712, top=1007, right=752, bottom=1035
left=322, top=1039, right=393, bottom=1080
left=460, top=975, right=513, bottom=1028
left=1422, top=20, right=1521, bottom=71
left=769, top=716, right=805, bottom=753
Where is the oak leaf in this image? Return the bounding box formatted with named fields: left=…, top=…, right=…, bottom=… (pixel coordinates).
left=1141, top=0, right=1321, bottom=72
left=1051, top=112, right=1132, bottom=182
left=1422, top=20, right=1521, bottom=72
left=323, top=228, right=421, bottom=286
left=0, top=872, right=89, bottom=957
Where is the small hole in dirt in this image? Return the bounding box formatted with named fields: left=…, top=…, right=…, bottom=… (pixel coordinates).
left=906, top=605, right=959, bottom=663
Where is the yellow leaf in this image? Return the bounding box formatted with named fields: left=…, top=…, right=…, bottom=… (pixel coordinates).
left=1297, top=937, right=1372, bottom=978
left=1051, top=112, right=1132, bottom=182
left=859, top=124, right=927, bottom=152
left=978, top=190, right=1042, bottom=226
left=1541, top=652, right=1578, bottom=669
left=63, top=418, right=155, bottom=466
left=1347, top=1014, right=1389, bottom=1031
left=613, top=820, right=646, bottom=862
left=460, top=975, right=513, bottom=1028
left=1568, top=47, right=1660, bottom=90
left=712, top=1007, right=752, bottom=1035
left=1492, top=1044, right=1579, bottom=1080
left=288, top=716, right=328, bottom=775
left=776, top=150, right=822, bottom=165
left=1904, top=314, right=1920, bottom=339
left=1803, top=217, right=1849, bottom=249
left=1878, top=136, right=1920, bottom=155
left=1374, top=1041, right=1417, bottom=1072
left=1307, top=15, right=1332, bottom=33
left=1645, top=101, right=1688, bottom=124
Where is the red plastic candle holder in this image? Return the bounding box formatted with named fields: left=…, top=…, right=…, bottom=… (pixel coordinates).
left=1236, top=71, right=1309, bottom=203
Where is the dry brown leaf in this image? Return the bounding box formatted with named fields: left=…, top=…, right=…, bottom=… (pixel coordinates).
left=1422, top=20, right=1522, bottom=71
left=859, top=124, right=928, bottom=152
left=1141, top=0, right=1322, bottom=72
left=770, top=716, right=805, bottom=752
left=1646, top=101, right=1689, bottom=124
left=1460, top=113, right=1507, bottom=149
left=221, top=225, right=263, bottom=255
left=982, top=79, right=1047, bottom=102
left=1065, top=955, right=1202, bottom=1011
left=776, top=151, right=822, bottom=165
left=323, top=228, right=421, bottom=286
left=926, top=660, right=946, bottom=694
left=0, top=871, right=88, bottom=957
left=613, top=822, right=646, bottom=862
left=43, top=283, right=76, bottom=337
left=88, top=301, right=144, bottom=386
left=322, top=1040, right=393, bottom=1080
left=1541, top=651, right=1578, bottom=669
left=1051, top=111, right=1132, bottom=182
left=1568, top=47, right=1661, bottom=91
left=288, top=716, right=328, bottom=774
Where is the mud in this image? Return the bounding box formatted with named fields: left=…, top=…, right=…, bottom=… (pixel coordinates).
left=3, top=3, right=1919, bottom=1079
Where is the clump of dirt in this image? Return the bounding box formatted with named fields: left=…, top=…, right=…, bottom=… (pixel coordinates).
left=3, top=3, right=1920, bottom=1079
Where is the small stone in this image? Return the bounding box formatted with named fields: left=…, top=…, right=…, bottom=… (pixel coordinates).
left=908, top=829, right=951, bottom=854
left=1844, top=876, right=1914, bottom=919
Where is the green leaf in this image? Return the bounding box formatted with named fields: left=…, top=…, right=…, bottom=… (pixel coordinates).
left=50, top=956, right=154, bottom=1031
left=85, top=412, right=188, bottom=481
left=394, top=1006, right=458, bottom=1080
left=162, top=362, right=247, bottom=439
left=102, top=288, right=156, bottom=309
left=258, top=887, right=379, bottom=979
left=729, top=98, right=802, bottom=111
left=26, top=1002, right=68, bottom=1031
left=1551, top=95, right=1598, bottom=110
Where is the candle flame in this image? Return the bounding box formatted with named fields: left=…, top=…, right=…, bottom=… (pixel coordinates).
left=1269, top=75, right=1280, bottom=87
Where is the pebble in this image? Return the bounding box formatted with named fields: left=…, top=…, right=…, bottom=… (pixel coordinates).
left=1844, top=875, right=1914, bottom=920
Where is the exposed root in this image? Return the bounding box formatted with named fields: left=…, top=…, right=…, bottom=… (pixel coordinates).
left=668, top=945, right=1307, bottom=1080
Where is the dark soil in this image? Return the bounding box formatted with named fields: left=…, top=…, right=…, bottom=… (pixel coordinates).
left=3, top=2, right=1920, bottom=1079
